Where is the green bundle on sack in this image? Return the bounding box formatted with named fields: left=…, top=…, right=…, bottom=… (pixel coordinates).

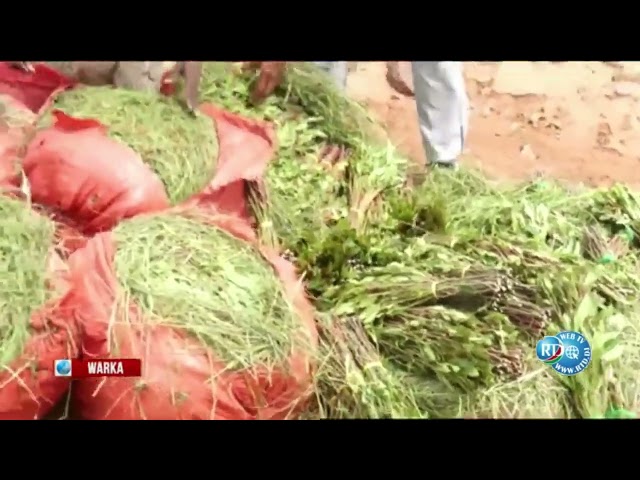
left=44, top=86, right=218, bottom=203
left=72, top=211, right=318, bottom=420
left=0, top=196, right=81, bottom=420
left=0, top=197, right=53, bottom=368
left=112, top=214, right=301, bottom=367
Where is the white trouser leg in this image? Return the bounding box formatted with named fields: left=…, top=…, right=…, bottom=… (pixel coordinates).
left=313, top=61, right=348, bottom=91
left=411, top=62, right=468, bottom=165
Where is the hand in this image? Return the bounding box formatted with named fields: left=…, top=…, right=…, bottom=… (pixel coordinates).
left=242, top=62, right=287, bottom=104
left=8, top=62, right=35, bottom=74
left=319, top=144, right=350, bottom=165
left=386, top=61, right=414, bottom=97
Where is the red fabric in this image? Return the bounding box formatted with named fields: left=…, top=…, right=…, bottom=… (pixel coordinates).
left=21, top=111, right=170, bottom=235
left=18, top=106, right=275, bottom=234
left=0, top=247, right=82, bottom=420
left=182, top=104, right=275, bottom=221
left=0, top=65, right=277, bottom=228
left=0, top=62, right=76, bottom=114
left=70, top=211, right=318, bottom=420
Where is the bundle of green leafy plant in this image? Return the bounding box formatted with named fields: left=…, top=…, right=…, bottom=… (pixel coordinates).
left=44, top=86, right=218, bottom=204
left=305, top=314, right=424, bottom=419
left=327, top=263, right=530, bottom=391
left=327, top=174, right=640, bottom=413
left=0, top=197, right=54, bottom=368
left=112, top=212, right=304, bottom=369
left=461, top=352, right=575, bottom=419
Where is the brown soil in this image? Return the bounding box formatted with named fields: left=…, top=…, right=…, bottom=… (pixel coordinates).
left=347, top=61, right=640, bottom=188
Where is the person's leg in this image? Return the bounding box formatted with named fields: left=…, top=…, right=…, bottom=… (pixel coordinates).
left=311, top=62, right=350, bottom=163
left=313, top=61, right=348, bottom=91
left=411, top=62, right=468, bottom=167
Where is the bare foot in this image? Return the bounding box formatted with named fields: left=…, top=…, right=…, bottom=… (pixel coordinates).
left=319, top=144, right=350, bottom=165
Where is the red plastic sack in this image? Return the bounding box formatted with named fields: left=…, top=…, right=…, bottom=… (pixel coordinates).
left=0, top=63, right=275, bottom=228
left=0, top=232, right=82, bottom=420
left=0, top=62, right=76, bottom=114
left=183, top=104, right=275, bottom=221
left=21, top=104, right=275, bottom=234
left=70, top=211, right=318, bottom=420
left=22, top=111, right=170, bottom=235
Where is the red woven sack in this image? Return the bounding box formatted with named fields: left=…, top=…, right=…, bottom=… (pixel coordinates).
left=22, top=111, right=170, bottom=235
left=0, top=214, right=83, bottom=420
left=0, top=62, right=75, bottom=114
left=181, top=104, right=275, bottom=221
left=70, top=211, right=318, bottom=420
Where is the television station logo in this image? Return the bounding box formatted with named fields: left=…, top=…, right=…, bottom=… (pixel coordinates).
left=536, top=331, right=591, bottom=376
left=54, top=359, right=72, bottom=377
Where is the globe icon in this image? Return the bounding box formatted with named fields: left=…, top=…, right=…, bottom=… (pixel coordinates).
left=56, top=360, right=71, bottom=375
left=565, top=345, right=580, bottom=360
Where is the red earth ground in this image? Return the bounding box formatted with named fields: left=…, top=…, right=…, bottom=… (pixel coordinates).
left=347, top=61, right=640, bottom=188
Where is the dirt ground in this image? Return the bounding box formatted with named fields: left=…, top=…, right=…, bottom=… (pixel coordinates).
left=347, top=62, right=640, bottom=188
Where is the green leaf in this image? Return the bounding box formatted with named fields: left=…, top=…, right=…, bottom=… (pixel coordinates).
left=583, top=272, right=600, bottom=288
left=466, top=367, right=480, bottom=378
left=607, top=313, right=628, bottom=331
left=573, top=294, right=598, bottom=327
left=423, top=346, right=437, bottom=362
left=591, top=331, right=621, bottom=351
left=601, top=344, right=625, bottom=363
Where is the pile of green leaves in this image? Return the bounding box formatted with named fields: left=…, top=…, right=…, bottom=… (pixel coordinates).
left=198, top=62, right=640, bottom=418
left=326, top=174, right=640, bottom=417
left=112, top=212, right=304, bottom=369
left=198, top=62, right=407, bottom=256
left=288, top=164, right=640, bottom=416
